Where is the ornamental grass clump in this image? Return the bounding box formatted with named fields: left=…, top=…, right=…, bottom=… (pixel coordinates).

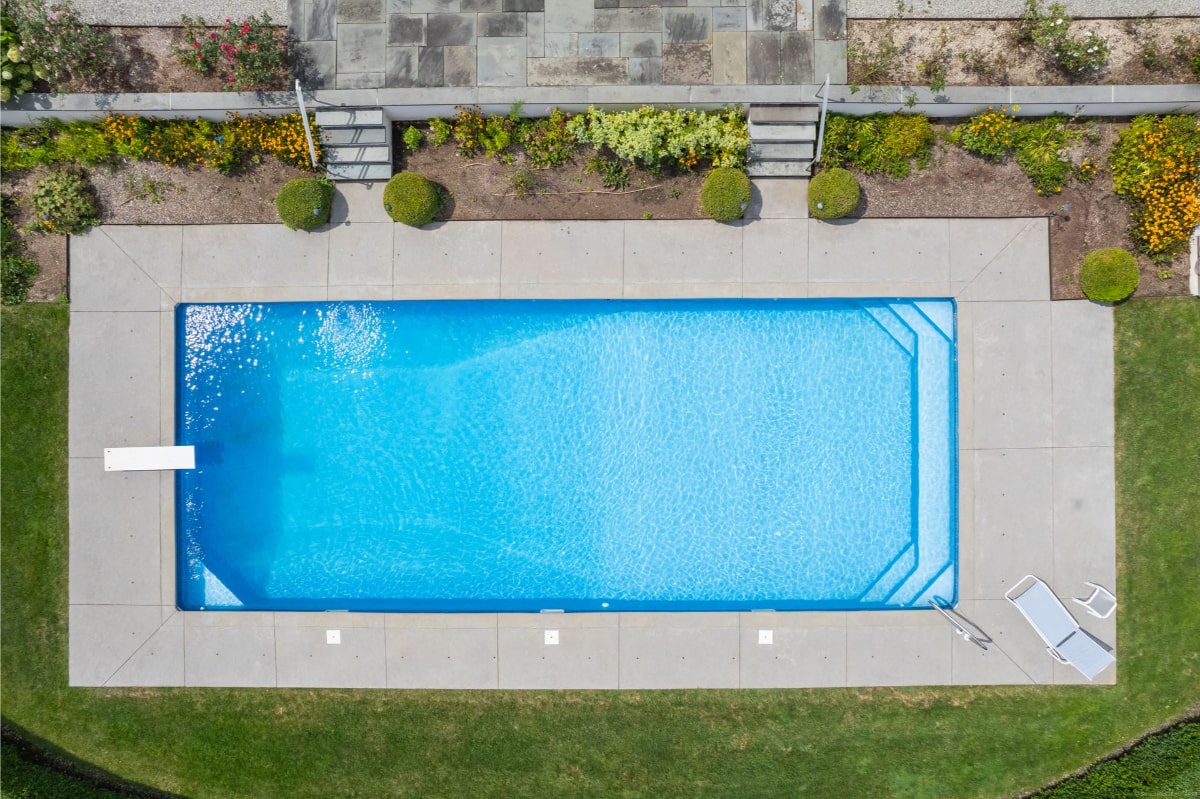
left=700, top=167, right=751, bottom=221
left=1079, top=248, right=1140, bottom=303
left=807, top=167, right=860, bottom=219
left=1110, top=114, right=1200, bottom=260
left=275, top=177, right=333, bottom=231
left=383, top=172, right=442, bottom=227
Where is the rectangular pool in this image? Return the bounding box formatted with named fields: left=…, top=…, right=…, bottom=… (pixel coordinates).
left=176, top=299, right=957, bottom=612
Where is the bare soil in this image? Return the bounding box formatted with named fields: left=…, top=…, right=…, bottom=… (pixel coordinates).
left=399, top=139, right=706, bottom=222
left=60, top=26, right=289, bottom=94
left=2, top=159, right=312, bottom=301
left=845, top=121, right=1191, bottom=300
left=848, top=17, right=1200, bottom=86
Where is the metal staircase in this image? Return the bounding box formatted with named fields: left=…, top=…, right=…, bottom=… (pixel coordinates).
left=746, top=104, right=819, bottom=178
left=314, top=107, right=393, bottom=182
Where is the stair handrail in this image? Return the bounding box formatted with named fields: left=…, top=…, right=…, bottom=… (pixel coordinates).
left=928, top=598, right=989, bottom=650
left=813, top=74, right=830, bottom=165
left=294, top=80, right=320, bottom=169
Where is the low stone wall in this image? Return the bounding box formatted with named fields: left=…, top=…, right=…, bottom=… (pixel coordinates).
left=847, top=0, right=1195, bottom=19
left=3, top=83, right=1199, bottom=125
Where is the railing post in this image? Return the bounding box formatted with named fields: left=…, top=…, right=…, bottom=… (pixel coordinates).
left=295, top=79, right=319, bottom=169
left=814, top=74, right=830, bottom=164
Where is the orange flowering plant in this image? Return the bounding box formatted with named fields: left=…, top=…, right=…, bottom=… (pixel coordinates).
left=1110, top=115, right=1200, bottom=259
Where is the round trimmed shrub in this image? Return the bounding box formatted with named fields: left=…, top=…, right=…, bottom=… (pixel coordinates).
left=807, top=167, right=860, bottom=220
left=275, top=177, right=333, bottom=231
left=383, top=172, right=442, bottom=227
left=700, top=167, right=752, bottom=222
left=1079, top=247, right=1139, bottom=303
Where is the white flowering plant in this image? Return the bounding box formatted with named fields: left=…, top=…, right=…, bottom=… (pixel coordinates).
left=1021, top=0, right=1110, bottom=76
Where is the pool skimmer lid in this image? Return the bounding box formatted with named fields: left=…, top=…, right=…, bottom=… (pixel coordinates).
left=544, top=630, right=559, bottom=645
left=326, top=630, right=341, bottom=645
left=758, top=629, right=773, bottom=645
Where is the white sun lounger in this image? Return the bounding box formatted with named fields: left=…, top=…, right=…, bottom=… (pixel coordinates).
left=104, top=446, right=195, bottom=472
left=1005, top=575, right=1115, bottom=681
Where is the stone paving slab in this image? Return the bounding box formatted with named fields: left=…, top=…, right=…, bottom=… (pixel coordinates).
left=68, top=194, right=1116, bottom=688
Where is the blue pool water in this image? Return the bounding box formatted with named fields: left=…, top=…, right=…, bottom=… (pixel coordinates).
left=176, top=299, right=957, bottom=612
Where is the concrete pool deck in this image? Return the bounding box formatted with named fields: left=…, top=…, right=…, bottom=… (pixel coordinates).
left=67, top=181, right=1116, bottom=689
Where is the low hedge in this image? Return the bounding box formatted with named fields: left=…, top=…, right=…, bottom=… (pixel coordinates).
left=383, top=172, right=442, bottom=227
left=1079, top=247, right=1139, bottom=303
left=700, top=167, right=752, bottom=221
left=807, top=167, right=860, bottom=220
left=274, top=177, right=333, bottom=231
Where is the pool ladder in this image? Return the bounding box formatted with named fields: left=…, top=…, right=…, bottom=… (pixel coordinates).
left=928, top=598, right=989, bottom=650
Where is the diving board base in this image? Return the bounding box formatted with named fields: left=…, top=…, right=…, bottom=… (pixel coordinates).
left=104, top=446, right=195, bottom=472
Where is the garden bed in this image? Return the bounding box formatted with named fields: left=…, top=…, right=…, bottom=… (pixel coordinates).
left=848, top=17, right=1200, bottom=87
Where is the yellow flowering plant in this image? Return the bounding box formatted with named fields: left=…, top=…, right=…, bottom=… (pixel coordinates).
left=1110, top=114, right=1200, bottom=259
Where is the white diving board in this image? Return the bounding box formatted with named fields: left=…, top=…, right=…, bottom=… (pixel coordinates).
left=104, top=446, right=195, bottom=472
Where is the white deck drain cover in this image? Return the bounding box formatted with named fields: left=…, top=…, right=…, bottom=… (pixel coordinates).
left=544, top=630, right=559, bottom=645
left=326, top=630, right=341, bottom=645
left=758, top=629, right=773, bottom=645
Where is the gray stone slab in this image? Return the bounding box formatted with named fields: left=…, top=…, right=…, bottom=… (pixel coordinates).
left=394, top=222, right=502, bottom=287
left=309, top=0, right=336, bottom=38
left=814, top=0, right=844, bottom=38
left=711, top=31, right=746, bottom=84
left=505, top=0, right=544, bottom=9
left=528, top=56, right=627, bottom=85
left=69, top=463, right=161, bottom=605
left=387, top=627, right=499, bottom=687
left=339, top=0, right=385, bottom=22
left=462, top=0, right=502, bottom=9
left=627, top=57, right=662, bottom=83
left=1053, top=447, right=1116, bottom=594
left=663, top=43, right=712, bottom=84
left=846, top=625, right=951, bottom=686
left=500, top=222, right=624, bottom=290
left=184, top=624, right=277, bottom=687
left=181, top=226, right=329, bottom=289
left=329, top=223, right=394, bottom=285
left=747, top=31, right=780, bottom=83
left=70, top=230, right=170, bottom=312
left=807, top=218, right=949, bottom=285
left=426, top=12, right=476, bottom=44
left=69, top=604, right=166, bottom=686
left=477, top=37, right=527, bottom=85
left=973, top=448, right=1054, bottom=600
left=544, top=32, right=578, bottom=56
left=337, top=23, right=386, bottom=72
left=795, top=0, right=813, bottom=29
left=69, top=312, right=160, bottom=458
left=479, top=11, right=527, bottom=36
left=295, top=41, right=337, bottom=88
left=780, top=31, right=813, bottom=82
left=498, top=626, right=619, bottom=688
left=336, top=72, right=386, bottom=88
left=1052, top=302, right=1113, bottom=448
left=545, top=0, right=595, bottom=32
left=595, top=0, right=619, bottom=7
left=417, top=45, right=446, bottom=86
left=619, top=626, right=740, bottom=688
left=444, top=44, right=478, bottom=85
left=403, top=0, right=459, bottom=9
left=106, top=623, right=185, bottom=687
left=275, top=626, right=387, bottom=687
left=526, top=11, right=545, bottom=55
left=713, top=6, right=746, bottom=31
left=664, top=7, right=711, bottom=43
left=812, top=38, right=846, bottom=83
left=388, top=13, right=426, bottom=44
left=972, top=301, right=1052, bottom=450
left=387, top=46, right=418, bottom=86
left=623, top=220, right=741, bottom=286
left=579, top=32, right=620, bottom=56
left=619, top=32, right=660, bottom=57
left=593, top=7, right=661, bottom=32
left=740, top=623, right=846, bottom=687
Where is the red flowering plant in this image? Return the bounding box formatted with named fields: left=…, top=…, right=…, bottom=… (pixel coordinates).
left=177, top=14, right=287, bottom=91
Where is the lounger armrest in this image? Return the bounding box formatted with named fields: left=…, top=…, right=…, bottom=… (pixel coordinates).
left=1047, top=647, right=1070, bottom=665
left=1004, top=574, right=1039, bottom=602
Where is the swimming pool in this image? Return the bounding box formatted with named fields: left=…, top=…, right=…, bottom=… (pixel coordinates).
left=176, top=299, right=957, bottom=612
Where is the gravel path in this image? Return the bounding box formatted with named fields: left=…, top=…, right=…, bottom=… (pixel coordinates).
left=849, top=0, right=1195, bottom=19
left=73, top=0, right=286, bottom=26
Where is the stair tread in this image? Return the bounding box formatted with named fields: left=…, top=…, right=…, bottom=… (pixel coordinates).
left=749, top=141, right=815, bottom=160
left=326, top=163, right=393, bottom=181
left=746, top=161, right=813, bottom=178
left=326, top=145, right=392, bottom=164
left=321, top=127, right=388, bottom=145
left=749, top=122, right=818, bottom=142
left=314, top=108, right=385, bottom=128
left=748, top=105, right=820, bottom=124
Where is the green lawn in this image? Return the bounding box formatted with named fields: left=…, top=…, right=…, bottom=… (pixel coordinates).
left=2, top=297, right=1198, bottom=799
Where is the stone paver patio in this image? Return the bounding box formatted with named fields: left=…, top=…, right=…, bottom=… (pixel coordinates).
left=293, top=0, right=847, bottom=88
left=68, top=181, right=1115, bottom=688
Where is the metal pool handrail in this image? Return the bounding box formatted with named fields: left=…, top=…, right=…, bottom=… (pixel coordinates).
left=929, top=598, right=989, bottom=650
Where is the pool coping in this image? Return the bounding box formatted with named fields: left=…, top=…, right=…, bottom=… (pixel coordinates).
left=67, top=180, right=1117, bottom=689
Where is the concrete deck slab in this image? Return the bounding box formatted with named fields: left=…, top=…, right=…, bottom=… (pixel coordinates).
left=68, top=211, right=1115, bottom=689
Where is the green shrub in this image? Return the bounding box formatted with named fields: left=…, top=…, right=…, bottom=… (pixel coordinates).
left=1021, top=0, right=1111, bottom=76
left=1079, top=248, right=1139, bottom=302
left=1, top=18, right=35, bottom=102
left=1013, top=114, right=1079, bottom=195
left=402, top=125, right=423, bottom=151
left=700, top=167, right=751, bottom=221
left=383, top=172, right=441, bottom=227
left=428, top=118, right=452, bottom=147
left=517, top=109, right=577, bottom=169
left=3, top=0, right=112, bottom=93
left=585, top=155, right=629, bottom=190
left=821, top=113, right=934, bottom=179
left=29, top=170, right=98, bottom=235
left=177, top=14, right=287, bottom=92
left=807, top=167, right=860, bottom=219
left=1030, top=721, right=1200, bottom=798
left=949, top=108, right=1019, bottom=162
left=1, top=214, right=38, bottom=305
left=568, top=106, right=749, bottom=170
left=274, top=177, right=333, bottom=231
